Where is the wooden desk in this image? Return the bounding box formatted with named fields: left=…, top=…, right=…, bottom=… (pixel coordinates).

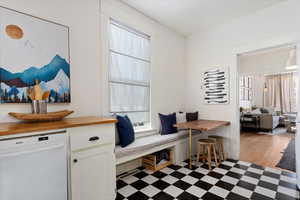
left=175, top=120, right=230, bottom=168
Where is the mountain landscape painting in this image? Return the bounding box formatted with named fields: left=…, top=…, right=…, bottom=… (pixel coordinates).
left=0, top=6, right=70, bottom=103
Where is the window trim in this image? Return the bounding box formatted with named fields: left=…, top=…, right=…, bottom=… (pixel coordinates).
left=110, top=50, right=151, bottom=63
left=108, top=18, right=151, bottom=128
left=110, top=18, right=150, bottom=40
left=110, top=80, right=150, bottom=88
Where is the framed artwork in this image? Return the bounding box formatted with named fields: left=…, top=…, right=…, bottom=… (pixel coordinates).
left=203, top=67, right=229, bottom=104
left=0, top=6, right=70, bottom=103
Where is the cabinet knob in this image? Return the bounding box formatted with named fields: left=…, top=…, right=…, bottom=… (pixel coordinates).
left=73, top=159, right=78, bottom=163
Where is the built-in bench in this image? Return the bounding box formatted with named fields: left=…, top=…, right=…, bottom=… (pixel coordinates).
left=115, top=130, right=201, bottom=165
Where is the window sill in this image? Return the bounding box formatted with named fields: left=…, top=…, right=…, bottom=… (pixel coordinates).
left=135, top=128, right=158, bottom=138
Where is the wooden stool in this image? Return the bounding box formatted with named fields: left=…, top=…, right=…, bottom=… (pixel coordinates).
left=208, top=136, right=226, bottom=162
left=197, top=139, right=219, bottom=170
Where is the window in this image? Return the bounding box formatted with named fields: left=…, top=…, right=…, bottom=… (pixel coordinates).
left=240, top=76, right=253, bottom=101
left=109, top=19, right=151, bottom=129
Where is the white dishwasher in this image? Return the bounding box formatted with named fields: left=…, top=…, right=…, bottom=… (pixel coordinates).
left=0, top=131, right=68, bottom=200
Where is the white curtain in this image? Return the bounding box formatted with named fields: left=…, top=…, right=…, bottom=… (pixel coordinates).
left=110, top=83, right=150, bottom=112
left=110, top=52, right=150, bottom=85
left=264, top=72, right=297, bottom=113
left=109, top=21, right=150, bottom=124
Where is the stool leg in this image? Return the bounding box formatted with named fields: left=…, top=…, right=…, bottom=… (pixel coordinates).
left=207, top=144, right=212, bottom=170
left=202, top=145, right=206, bottom=163
left=197, top=144, right=200, bottom=163
left=212, top=144, right=219, bottom=167
left=220, top=143, right=224, bottom=161
left=216, top=143, right=223, bottom=162
left=221, top=142, right=226, bottom=160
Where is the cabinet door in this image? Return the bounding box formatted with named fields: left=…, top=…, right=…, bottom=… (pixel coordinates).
left=71, top=145, right=116, bottom=200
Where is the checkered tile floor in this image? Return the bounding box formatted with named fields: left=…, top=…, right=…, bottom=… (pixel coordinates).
left=116, top=159, right=300, bottom=200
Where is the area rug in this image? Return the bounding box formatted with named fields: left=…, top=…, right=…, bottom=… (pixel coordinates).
left=276, top=138, right=296, bottom=172
left=257, top=127, right=288, bottom=135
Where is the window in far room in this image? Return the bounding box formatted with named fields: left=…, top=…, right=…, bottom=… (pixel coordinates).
left=108, top=19, right=151, bottom=130
left=240, top=76, right=253, bottom=109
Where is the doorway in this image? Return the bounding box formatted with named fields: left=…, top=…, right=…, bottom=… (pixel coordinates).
left=237, top=44, right=298, bottom=172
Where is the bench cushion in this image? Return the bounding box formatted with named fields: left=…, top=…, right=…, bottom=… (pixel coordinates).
left=115, top=130, right=189, bottom=158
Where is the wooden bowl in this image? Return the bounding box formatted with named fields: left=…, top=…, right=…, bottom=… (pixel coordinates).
left=9, top=110, right=74, bottom=122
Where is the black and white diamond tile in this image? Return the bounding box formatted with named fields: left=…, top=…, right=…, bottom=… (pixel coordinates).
left=116, top=159, right=300, bottom=200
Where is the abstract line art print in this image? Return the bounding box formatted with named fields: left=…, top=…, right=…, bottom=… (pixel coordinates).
left=203, top=67, right=229, bottom=104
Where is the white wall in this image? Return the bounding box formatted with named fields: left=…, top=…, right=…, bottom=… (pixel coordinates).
left=101, top=0, right=186, bottom=130
left=0, top=0, right=102, bottom=122
left=0, top=0, right=186, bottom=127
left=185, top=0, right=300, bottom=159
left=239, top=46, right=296, bottom=76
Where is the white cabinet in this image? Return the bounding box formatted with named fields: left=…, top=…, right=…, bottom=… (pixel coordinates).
left=71, top=146, right=115, bottom=200
left=69, top=124, right=116, bottom=200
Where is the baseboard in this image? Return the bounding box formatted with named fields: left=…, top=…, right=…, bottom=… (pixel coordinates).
left=116, top=158, right=142, bottom=176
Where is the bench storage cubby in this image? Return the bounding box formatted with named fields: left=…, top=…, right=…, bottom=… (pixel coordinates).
left=142, top=149, right=174, bottom=171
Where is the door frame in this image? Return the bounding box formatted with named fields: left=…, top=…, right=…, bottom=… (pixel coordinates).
left=235, top=41, right=300, bottom=161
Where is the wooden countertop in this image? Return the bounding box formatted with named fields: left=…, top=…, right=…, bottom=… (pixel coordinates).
left=0, top=116, right=117, bottom=137
left=175, top=119, right=230, bottom=131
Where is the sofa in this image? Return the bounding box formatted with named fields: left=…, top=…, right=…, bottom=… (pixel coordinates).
left=259, top=114, right=280, bottom=131
left=240, top=107, right=280, bottom=131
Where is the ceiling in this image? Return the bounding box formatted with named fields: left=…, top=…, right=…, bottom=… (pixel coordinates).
left=121, top=0, right=285, bottom=36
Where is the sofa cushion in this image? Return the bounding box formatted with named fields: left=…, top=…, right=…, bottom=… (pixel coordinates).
left=115, top=130, right=189, bottom=158
left=116, top=115, right=135, bottom=147
left=265, top=107, right=275, bottom=115
left=159, top=113, right=178, bottom=135
left=176, top=112, right=186, bottom=123
left=176, top=112, right=188, bottom=131
left=186, top=111, right=198, bottom=121
left=260, top=108, right=269, bottom=114
left=251, top=109, right=261, bottom=115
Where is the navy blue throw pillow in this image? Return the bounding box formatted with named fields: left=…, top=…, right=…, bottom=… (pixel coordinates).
left=159, top=113, right=178, bottom=135
left=186, top=111, right=198, bottom=122
left=116, top=115, right=135, bottom=147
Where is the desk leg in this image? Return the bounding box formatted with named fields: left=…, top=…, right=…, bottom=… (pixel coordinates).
left=189, top=128, right=192, bottom=169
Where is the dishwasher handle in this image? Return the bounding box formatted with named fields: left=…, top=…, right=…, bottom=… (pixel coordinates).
left=89, top=136, right=100, bottom=142
left=0, top=144, right=65, bottom=158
